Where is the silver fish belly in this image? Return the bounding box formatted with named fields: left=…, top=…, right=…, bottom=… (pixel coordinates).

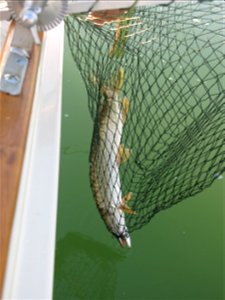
left=89, top=90, right=131, bottom=247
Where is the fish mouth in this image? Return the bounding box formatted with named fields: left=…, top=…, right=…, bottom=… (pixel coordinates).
left=118, top=236, right=132, bottom=248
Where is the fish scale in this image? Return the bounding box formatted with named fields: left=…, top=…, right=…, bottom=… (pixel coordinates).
left=89, top=90, right=131, bottom=247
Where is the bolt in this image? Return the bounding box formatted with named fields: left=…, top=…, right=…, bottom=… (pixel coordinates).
left=3, top=73, right=20, bottom=84
left=21, top=9, right=38, bottom=27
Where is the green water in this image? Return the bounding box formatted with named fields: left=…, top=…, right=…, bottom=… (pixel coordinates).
left=53, top=33, right=224, bottom=300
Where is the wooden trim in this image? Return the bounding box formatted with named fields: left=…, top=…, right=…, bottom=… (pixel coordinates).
left=0, top=21, right=14, bottom=72
left=0, top=22, right=43, bottom=296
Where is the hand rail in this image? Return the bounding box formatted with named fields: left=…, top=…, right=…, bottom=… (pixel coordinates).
left=66, top=0, right=174, bottom=14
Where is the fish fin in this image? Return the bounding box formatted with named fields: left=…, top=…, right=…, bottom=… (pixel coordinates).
left=120, top=203, right=136, bottom=215
left=109, top=22, right=121, bottom=57
left=116, top=67, right=124, bottom=90
left=117, top=144, right=132, bottom=165
left=109, top=67, right=124, bottom=90
left=123, top=192, right=132, bottom=202
left=120, top=192, right=136, bottom=214
left=122, top=96, right=129, bottom=123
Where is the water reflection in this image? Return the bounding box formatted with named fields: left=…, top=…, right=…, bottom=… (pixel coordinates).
left=54, top=232, right=125, bottom=300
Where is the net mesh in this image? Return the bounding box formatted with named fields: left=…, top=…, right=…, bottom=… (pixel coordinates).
left=65, top=1, right=225, bottom=239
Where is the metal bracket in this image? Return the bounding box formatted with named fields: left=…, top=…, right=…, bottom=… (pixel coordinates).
left=0, top=0, right=68, bottom=95
left=0, top=23, right=34, bottom=95
left=0, top=47, right=29, bottom=95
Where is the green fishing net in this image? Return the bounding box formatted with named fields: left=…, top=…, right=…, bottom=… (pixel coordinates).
left=65, top=0, right=225, bottom=235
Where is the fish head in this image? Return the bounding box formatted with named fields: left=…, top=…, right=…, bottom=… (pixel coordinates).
left=118, top=236, right=131, bottom=248
left=116, top=231, right=132, bottom=248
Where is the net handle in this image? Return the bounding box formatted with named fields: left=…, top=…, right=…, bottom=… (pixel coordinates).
left=67, top=0, right=174, bottom=14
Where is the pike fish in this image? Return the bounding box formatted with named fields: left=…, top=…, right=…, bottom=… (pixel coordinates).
left=89, top=69, right=134, bottom=247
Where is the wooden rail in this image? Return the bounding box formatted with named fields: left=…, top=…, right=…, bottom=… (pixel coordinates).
left=67, top=0, right=172, bottom=14
left=0, top=22, right=43, bottom=296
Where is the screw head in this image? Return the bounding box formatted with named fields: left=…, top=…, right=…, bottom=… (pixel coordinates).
left=3, top=73, right=20, bottom=84
left=20, top=9, right=38, bottom=27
